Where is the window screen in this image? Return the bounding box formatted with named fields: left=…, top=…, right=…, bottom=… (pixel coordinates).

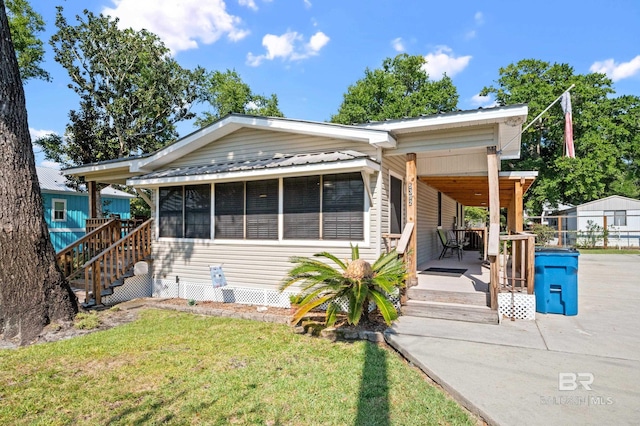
left=246, top=180, right=279, bottom=239
left=283, top=176, right=320, bottom=239
left=159, top=187, right=183, bottom=237
left=322, top=172, right=364, bottom=240
left=185, top=185, right=211, bottom=238
left=215, top=182, right=245, bottom=239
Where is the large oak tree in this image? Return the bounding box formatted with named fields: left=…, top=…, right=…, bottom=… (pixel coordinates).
left=331, top=54, right=459, bottom=124
left=40, top=8, right=204, bottom=168
left=5, top=0, right=49, bottom=82
left=481, top=59, right=640, bottom=213
left=196, top=69, right=283, bottom=128
left=0, top=0, right=77, bottom=346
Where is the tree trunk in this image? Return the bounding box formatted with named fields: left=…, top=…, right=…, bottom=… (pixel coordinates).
left=0, top=1, right=77, bottom=345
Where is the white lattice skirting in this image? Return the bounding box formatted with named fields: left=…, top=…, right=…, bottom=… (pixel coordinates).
left=103, top=275, right=153, bottom=305
left=152, top=279, right=401, bottom=311
left=498, top=292, right=536, bottom=320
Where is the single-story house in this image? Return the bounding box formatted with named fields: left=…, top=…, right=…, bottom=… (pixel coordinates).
left=553, top=195, right=640, bottom=247
left=37, top=166, right=134, bottom=251
left=64, top=105, right=536, bottom=307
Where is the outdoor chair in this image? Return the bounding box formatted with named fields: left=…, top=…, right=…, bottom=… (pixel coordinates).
left=437, top=228, right=464, bottom=261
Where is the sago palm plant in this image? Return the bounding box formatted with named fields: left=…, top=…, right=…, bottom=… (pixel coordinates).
left=280, top=245, right=407, bottom=326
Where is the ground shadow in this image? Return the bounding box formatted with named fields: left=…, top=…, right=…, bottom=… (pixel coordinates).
left=355, top=342, right=390, bottom=426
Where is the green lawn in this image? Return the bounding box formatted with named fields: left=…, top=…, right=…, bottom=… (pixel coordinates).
left=577, top=248, right=639, bottom=255
left=0, top=309, right=475, bottom=425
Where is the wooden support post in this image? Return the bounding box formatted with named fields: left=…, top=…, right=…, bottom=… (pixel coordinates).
left=406, top=153, right=418, bottom=287
left=558, top=216, right=563, bottom=246
left=487, top=147, right=500, bottom=309
left=527, top=235, right=535, bottom=294
left=509, top=179, right=524, bottom=272
left=88, top=180, right=98, bottom=219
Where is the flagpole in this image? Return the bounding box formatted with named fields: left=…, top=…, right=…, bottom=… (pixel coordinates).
left=498, top=83, right=575, bottom=154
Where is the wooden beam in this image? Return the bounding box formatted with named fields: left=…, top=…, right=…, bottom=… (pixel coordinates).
left=487, top=146, right=500, bottom=309
left=406, top=153, right=418, bottom=287
left=88, top=180, right=98, bottom=219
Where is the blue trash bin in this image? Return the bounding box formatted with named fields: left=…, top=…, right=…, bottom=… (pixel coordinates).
left=534, top=247, right=579, bottom=315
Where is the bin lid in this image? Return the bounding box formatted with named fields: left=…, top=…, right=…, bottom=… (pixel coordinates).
left=535, top=247, right=579, bottom=255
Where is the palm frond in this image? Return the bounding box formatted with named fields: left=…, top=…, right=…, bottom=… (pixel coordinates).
left=314, top=252, right=348, bottom=271
left=369, top=289, right=399, bottom=325
left=350, top=244, right=359, bottom=261
left=325, top=302, right=339, bottom=327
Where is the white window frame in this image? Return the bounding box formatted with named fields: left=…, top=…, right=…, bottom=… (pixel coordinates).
left=52, top=198, right=67, bottom=222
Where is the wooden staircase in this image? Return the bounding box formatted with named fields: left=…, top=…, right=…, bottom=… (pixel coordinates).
left=403, top=286, right=499, bottom=325
left=56, top=218, right=153, bottom=308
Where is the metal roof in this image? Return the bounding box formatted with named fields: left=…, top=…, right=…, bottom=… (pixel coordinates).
left=129, top=150, right=375, bottom=181
left=36, top=167, right=134, bottom=198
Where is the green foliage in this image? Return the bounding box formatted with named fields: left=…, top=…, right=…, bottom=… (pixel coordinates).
left=74, top=311, right=101, bottom=329
left=5, top=0, right=49, bottom=82
left=0, top=309, right=474, bottom=425
left=46, top=8, right=204, bottom=167
left=578, top=220, right=605, bottom=248
left=331, top=53, right=458, bottom=124
left=280, top=246, right=407, bottom=326
left=195, top=69, right=283, bottom=127
left=530, top=223, right=555, bottom=246
left=464, top=206, right=488, bottom=226
left=482, top=59, right=640, bottom=213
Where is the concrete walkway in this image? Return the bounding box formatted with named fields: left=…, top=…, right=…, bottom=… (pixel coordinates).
left=385, top=253, right=640, bottom=426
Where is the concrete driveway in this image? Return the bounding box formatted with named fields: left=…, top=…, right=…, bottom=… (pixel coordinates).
left=385, top=253, right=640, bottom=425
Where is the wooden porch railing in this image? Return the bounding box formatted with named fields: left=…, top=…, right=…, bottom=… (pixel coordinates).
left=56, top=219, right=121, bottom=280
left=86, top=217, right=143, bottom=236
left=489, top=233, right=536, bottom=309
left=82, top=219, right=153, bottom=306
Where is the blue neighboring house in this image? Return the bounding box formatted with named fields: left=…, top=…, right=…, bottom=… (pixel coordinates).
left=37, top=166, right=134, bottom=252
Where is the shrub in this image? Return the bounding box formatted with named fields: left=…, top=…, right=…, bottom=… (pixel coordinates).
left=280, top=245, right=407, bottom=326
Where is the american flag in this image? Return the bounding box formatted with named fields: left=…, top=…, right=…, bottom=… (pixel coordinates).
left=561, top=92, right=575, bottom=158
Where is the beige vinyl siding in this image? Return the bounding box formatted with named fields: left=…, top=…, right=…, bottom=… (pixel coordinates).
left=151, top=168, right=382, bottom=290
left=416, top=181, right=438, bottom=267
left=441, top=193, right=458, bottom=230
left=390, top=125, right=496, bottom=155
left=152, top=241, right=379, bottom=290
left=171, top=128, right=378, bottom=168
left=379, top=156, right=406, bottom=252
left=417, top=151, right=488, bottom=176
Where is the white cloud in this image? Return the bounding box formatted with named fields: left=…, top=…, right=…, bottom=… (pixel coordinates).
left=422, top=46, right=472, bottom=79
left=589, top=55, right=640, bottom=81
left=247, top=30, right=330, bottom=66
left=464, top=30, right=476, bottom=40
left=29, top=128, right=56, bottom=143
left=103, top=0, right=249, bottom=54
left=474, top=11, right=484, bottom=26
left=40, top=160, right=62, bottom=170
left=391, top=37, right=405, bottom=52
left=238, top=0, right=258, bottom=10
left=304, top=0, right=312, bottom=8
left=470, top=93, right=497, bottom=108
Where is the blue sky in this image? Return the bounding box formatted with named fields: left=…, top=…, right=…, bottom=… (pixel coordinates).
left=25, top=0, right=640, bottom=168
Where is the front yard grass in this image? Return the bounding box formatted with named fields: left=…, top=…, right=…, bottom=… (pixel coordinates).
left=0, top=309, right=475, bottom=425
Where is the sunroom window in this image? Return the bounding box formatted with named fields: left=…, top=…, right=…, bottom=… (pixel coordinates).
left=283, top=172, right=364, bottom=241
left=159, top=184, right=211, bottom=238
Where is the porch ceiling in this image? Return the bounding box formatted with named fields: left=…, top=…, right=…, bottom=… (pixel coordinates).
left=420, top=174, right=536, bottom=208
